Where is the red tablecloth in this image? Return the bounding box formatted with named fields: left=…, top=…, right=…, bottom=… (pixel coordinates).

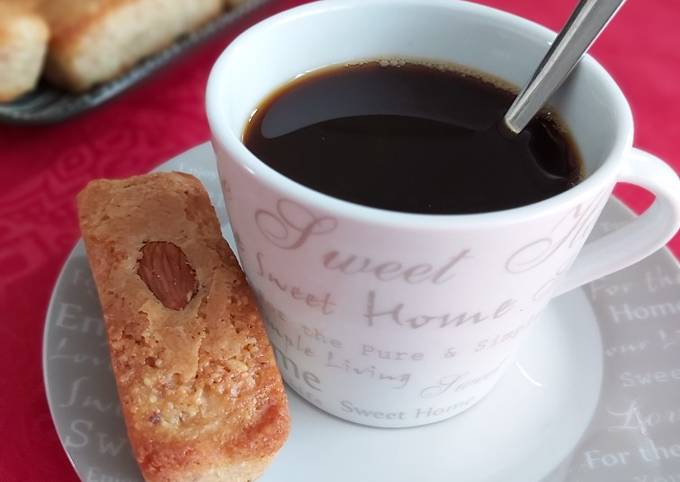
left=1, top=1, right=678, bottom=480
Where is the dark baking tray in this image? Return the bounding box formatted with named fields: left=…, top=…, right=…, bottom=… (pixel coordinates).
left=0, top=0, right=270, bottom=124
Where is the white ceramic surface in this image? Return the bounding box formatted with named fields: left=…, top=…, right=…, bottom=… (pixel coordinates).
left=206, top=0, right=680, bottom=426
left=44, top=144, right=680, bottom=482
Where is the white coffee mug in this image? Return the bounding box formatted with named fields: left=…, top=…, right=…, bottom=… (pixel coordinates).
left=206, top=0, right=680, bottom=427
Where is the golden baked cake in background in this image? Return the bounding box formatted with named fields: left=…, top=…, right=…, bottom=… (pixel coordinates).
left=0, top=0, right=249, bottom=101
left=77, top=172, right=289, bottom=482
left=0, top=2, right=48, bottom=101
left=41, top=0, right=225, bottom=91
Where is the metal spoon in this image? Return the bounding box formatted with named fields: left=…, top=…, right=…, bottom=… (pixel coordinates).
left=503, top=0, right=627, bottom=135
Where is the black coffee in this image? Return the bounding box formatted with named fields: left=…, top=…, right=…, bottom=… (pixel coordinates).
left=243, top=61, right=582, bottom=214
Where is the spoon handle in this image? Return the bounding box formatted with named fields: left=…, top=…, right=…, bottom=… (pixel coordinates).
left=503, top=0, right=626, bottom=134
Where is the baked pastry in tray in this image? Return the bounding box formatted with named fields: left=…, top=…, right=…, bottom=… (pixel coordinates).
left=0, top=0, right=266, bottom=123
left=0, top=2, right=48, bottom=101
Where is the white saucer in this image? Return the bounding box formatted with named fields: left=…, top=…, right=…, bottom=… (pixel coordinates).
left=43, top=143, right=680, bottom=482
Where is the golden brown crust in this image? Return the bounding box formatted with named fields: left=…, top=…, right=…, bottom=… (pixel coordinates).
left=40, top=0, right=135, bottom=41
left=77, top=172, right=289, bottom=482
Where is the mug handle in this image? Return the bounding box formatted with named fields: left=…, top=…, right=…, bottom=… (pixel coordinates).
left=554, top=148, right=680, bottom=296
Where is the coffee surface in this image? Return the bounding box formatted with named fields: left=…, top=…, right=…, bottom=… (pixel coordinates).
left=244, top=62, right=582, bottom=214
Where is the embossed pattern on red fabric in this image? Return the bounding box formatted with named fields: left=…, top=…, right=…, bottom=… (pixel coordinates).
left=0, top=1, right=678, bottom=480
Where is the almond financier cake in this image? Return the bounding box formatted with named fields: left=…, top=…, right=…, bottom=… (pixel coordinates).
left=77, top=172, right=289, bottom=482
